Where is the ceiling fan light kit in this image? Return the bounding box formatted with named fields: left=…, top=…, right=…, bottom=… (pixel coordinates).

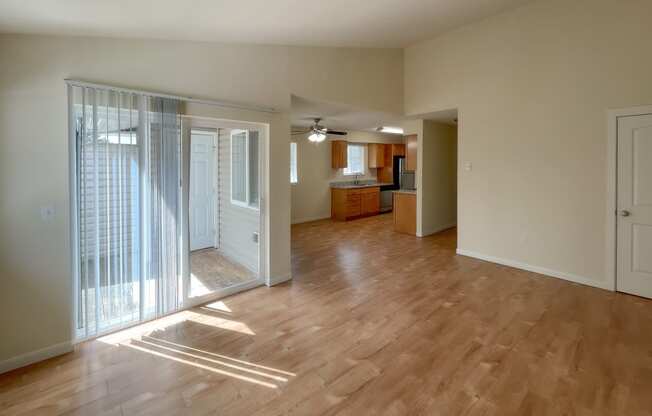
left=291, top=117, right=348, bottom=143
left=308, top=131, right=327, bottom=143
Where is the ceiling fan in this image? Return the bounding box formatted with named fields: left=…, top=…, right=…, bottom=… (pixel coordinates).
left=291, top=118, right=347, bottom=143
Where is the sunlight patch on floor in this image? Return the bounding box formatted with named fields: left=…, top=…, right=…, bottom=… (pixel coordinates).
left=143, top=336, right=296, bottom=377
left=98, top=309, right=255, bottom=345
left=205, top=300, right=232, bottom=313
left=93, top=305, right=294, bottom=389
left=190, top=273, right=212, bottom=297
left=122, top=341, right=281, bottom=388
left=136, top=337, right=289, bottom=382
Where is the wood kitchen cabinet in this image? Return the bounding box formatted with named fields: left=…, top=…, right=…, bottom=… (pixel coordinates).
left=331, top=186, right=380, bottom=221
left=393, top=191, right=416, bottom=235
left=361, top=187, right=380, bottom=215
left=331, top=140, right=348, bottom=169
left=377, top=143, right=406, bottom=184
left=405, top=134, right=417, bottom=171
left=367, top=143, right=385, bottom=168
left=392, top=143, right=405, bottom=157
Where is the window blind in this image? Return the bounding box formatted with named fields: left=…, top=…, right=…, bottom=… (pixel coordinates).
left=70, top=85, right=182, bottom=340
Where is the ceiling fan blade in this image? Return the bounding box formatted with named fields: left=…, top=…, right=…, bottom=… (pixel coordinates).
left=326, top=130, right=347, bottom=136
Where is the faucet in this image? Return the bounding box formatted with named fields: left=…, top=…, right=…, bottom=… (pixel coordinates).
left=353, top=174, right=361, bottom=185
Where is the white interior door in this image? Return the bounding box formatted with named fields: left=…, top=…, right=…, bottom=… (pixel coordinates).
left=189, top=131, right=216, bottom=251
left=617, top=114, right=652, bottom=298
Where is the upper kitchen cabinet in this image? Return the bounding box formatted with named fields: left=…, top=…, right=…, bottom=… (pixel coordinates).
left=367, top=143, right=385, bottom=168
left=332, top=140, right=348, bottom=169
left=377, top=143, right=406, bottom=183
left=405, top=134, right=417, bottom=171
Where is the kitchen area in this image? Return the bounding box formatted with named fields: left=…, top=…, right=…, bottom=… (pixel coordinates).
left=329, top=134, right=418, bottom=235
left=290, top=96, right=457, bottom=239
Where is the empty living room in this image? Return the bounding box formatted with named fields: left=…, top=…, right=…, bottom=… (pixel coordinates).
left=1, top=0, right=652, bottom=414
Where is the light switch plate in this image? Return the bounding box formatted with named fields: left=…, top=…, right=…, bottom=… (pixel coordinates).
left=464, top=162, right=473, bottom=172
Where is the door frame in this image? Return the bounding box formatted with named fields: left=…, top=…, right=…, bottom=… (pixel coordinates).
left=181, top=115, right=268, bottom=309
left=606, top=104, right=652, bottom=292
left=189, top=129, right=218, bottom=251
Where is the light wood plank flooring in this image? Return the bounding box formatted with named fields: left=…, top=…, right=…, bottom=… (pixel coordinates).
left=1, top=213, right=652, bottom=415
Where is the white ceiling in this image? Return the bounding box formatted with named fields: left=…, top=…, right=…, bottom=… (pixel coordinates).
left=0, top=0, right=530, bottom=48
left=291, top=96, right=460, bottom=133
left=291, top=95, right=405, bottom=132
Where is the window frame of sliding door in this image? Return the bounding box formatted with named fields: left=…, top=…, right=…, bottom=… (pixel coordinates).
left=180, top=116, right=268, bottom=310
left=68, top=84, right=81, bottom=344
left=68, top=100, right=269, bottom=345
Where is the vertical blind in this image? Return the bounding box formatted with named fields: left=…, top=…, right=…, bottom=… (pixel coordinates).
left=69, top=84, right=182, bottom=340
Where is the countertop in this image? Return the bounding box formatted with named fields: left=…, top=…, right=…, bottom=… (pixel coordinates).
left=330, top=182, right=393, bottom=189
left=392, top=189, right=417, bottom=195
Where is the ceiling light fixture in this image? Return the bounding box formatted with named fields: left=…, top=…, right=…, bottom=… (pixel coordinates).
left=376, top=126, right=404, bottom=134
left=308, top=131, right=326, bottom=143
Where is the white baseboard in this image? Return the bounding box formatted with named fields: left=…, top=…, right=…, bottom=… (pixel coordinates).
left=0, top=341, right=73, bottom=375
left=418, top=222, right=457, bottom=237
left=292, top=215, right=331, bottom=225
left=456, top=249, right=614, bottom=291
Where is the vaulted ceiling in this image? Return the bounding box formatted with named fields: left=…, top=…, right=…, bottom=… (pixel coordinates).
left=0, top=0, right=530, bottom=48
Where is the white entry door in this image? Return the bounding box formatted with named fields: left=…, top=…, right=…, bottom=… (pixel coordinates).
left=617, top=114, right=652, bottom=298
left=190, top=131, right=216, bottom=251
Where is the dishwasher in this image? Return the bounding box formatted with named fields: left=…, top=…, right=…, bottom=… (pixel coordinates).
left=379, top=155, right=407, bottom=212
left=380, top=188, right=394, bottom=212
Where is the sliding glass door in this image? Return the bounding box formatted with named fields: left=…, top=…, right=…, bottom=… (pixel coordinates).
left=69, top=84, right=182, bottom=340
left=182, top=120, right=265, bottom=305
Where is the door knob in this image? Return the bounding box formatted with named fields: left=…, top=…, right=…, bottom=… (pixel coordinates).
left=620, top=210, right=631, bottom=217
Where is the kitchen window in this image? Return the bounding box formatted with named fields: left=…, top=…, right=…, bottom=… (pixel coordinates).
left=290, top=142, right=298, bottom=184
left=343, top=144, right=365, bottom=175
left=231, top=129, right=259, bottom=209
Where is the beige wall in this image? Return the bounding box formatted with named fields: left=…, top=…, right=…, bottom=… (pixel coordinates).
left=419, top=121, right=457, bottom=236
left=291, top=131, right=402, bottom=224
left=288, top=47, right=404, bottom=115
left=0, top=34, right=403, bottom=366
left=405, top=0, right=652, bottom=288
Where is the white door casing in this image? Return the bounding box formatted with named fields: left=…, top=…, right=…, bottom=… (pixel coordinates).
left=617, top=114, right=652, bottom=298
left=189, top=132, right=216, bottom=251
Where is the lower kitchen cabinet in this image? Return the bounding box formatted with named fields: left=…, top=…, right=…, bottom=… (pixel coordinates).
left=331, top=186, right=380, bottom=221
left=361, top=188, right=380, bottom=215
left=393, top=191, right=416, bottom=235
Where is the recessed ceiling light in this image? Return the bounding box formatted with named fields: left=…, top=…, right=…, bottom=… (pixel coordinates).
left=376, top=126, right=404, bottom=134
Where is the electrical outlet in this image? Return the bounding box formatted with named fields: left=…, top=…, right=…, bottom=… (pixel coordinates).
left=464, top=162, right=473, bottom=172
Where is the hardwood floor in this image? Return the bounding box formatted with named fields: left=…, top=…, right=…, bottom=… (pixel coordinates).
left=2, top=213, right=652, bottom=415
